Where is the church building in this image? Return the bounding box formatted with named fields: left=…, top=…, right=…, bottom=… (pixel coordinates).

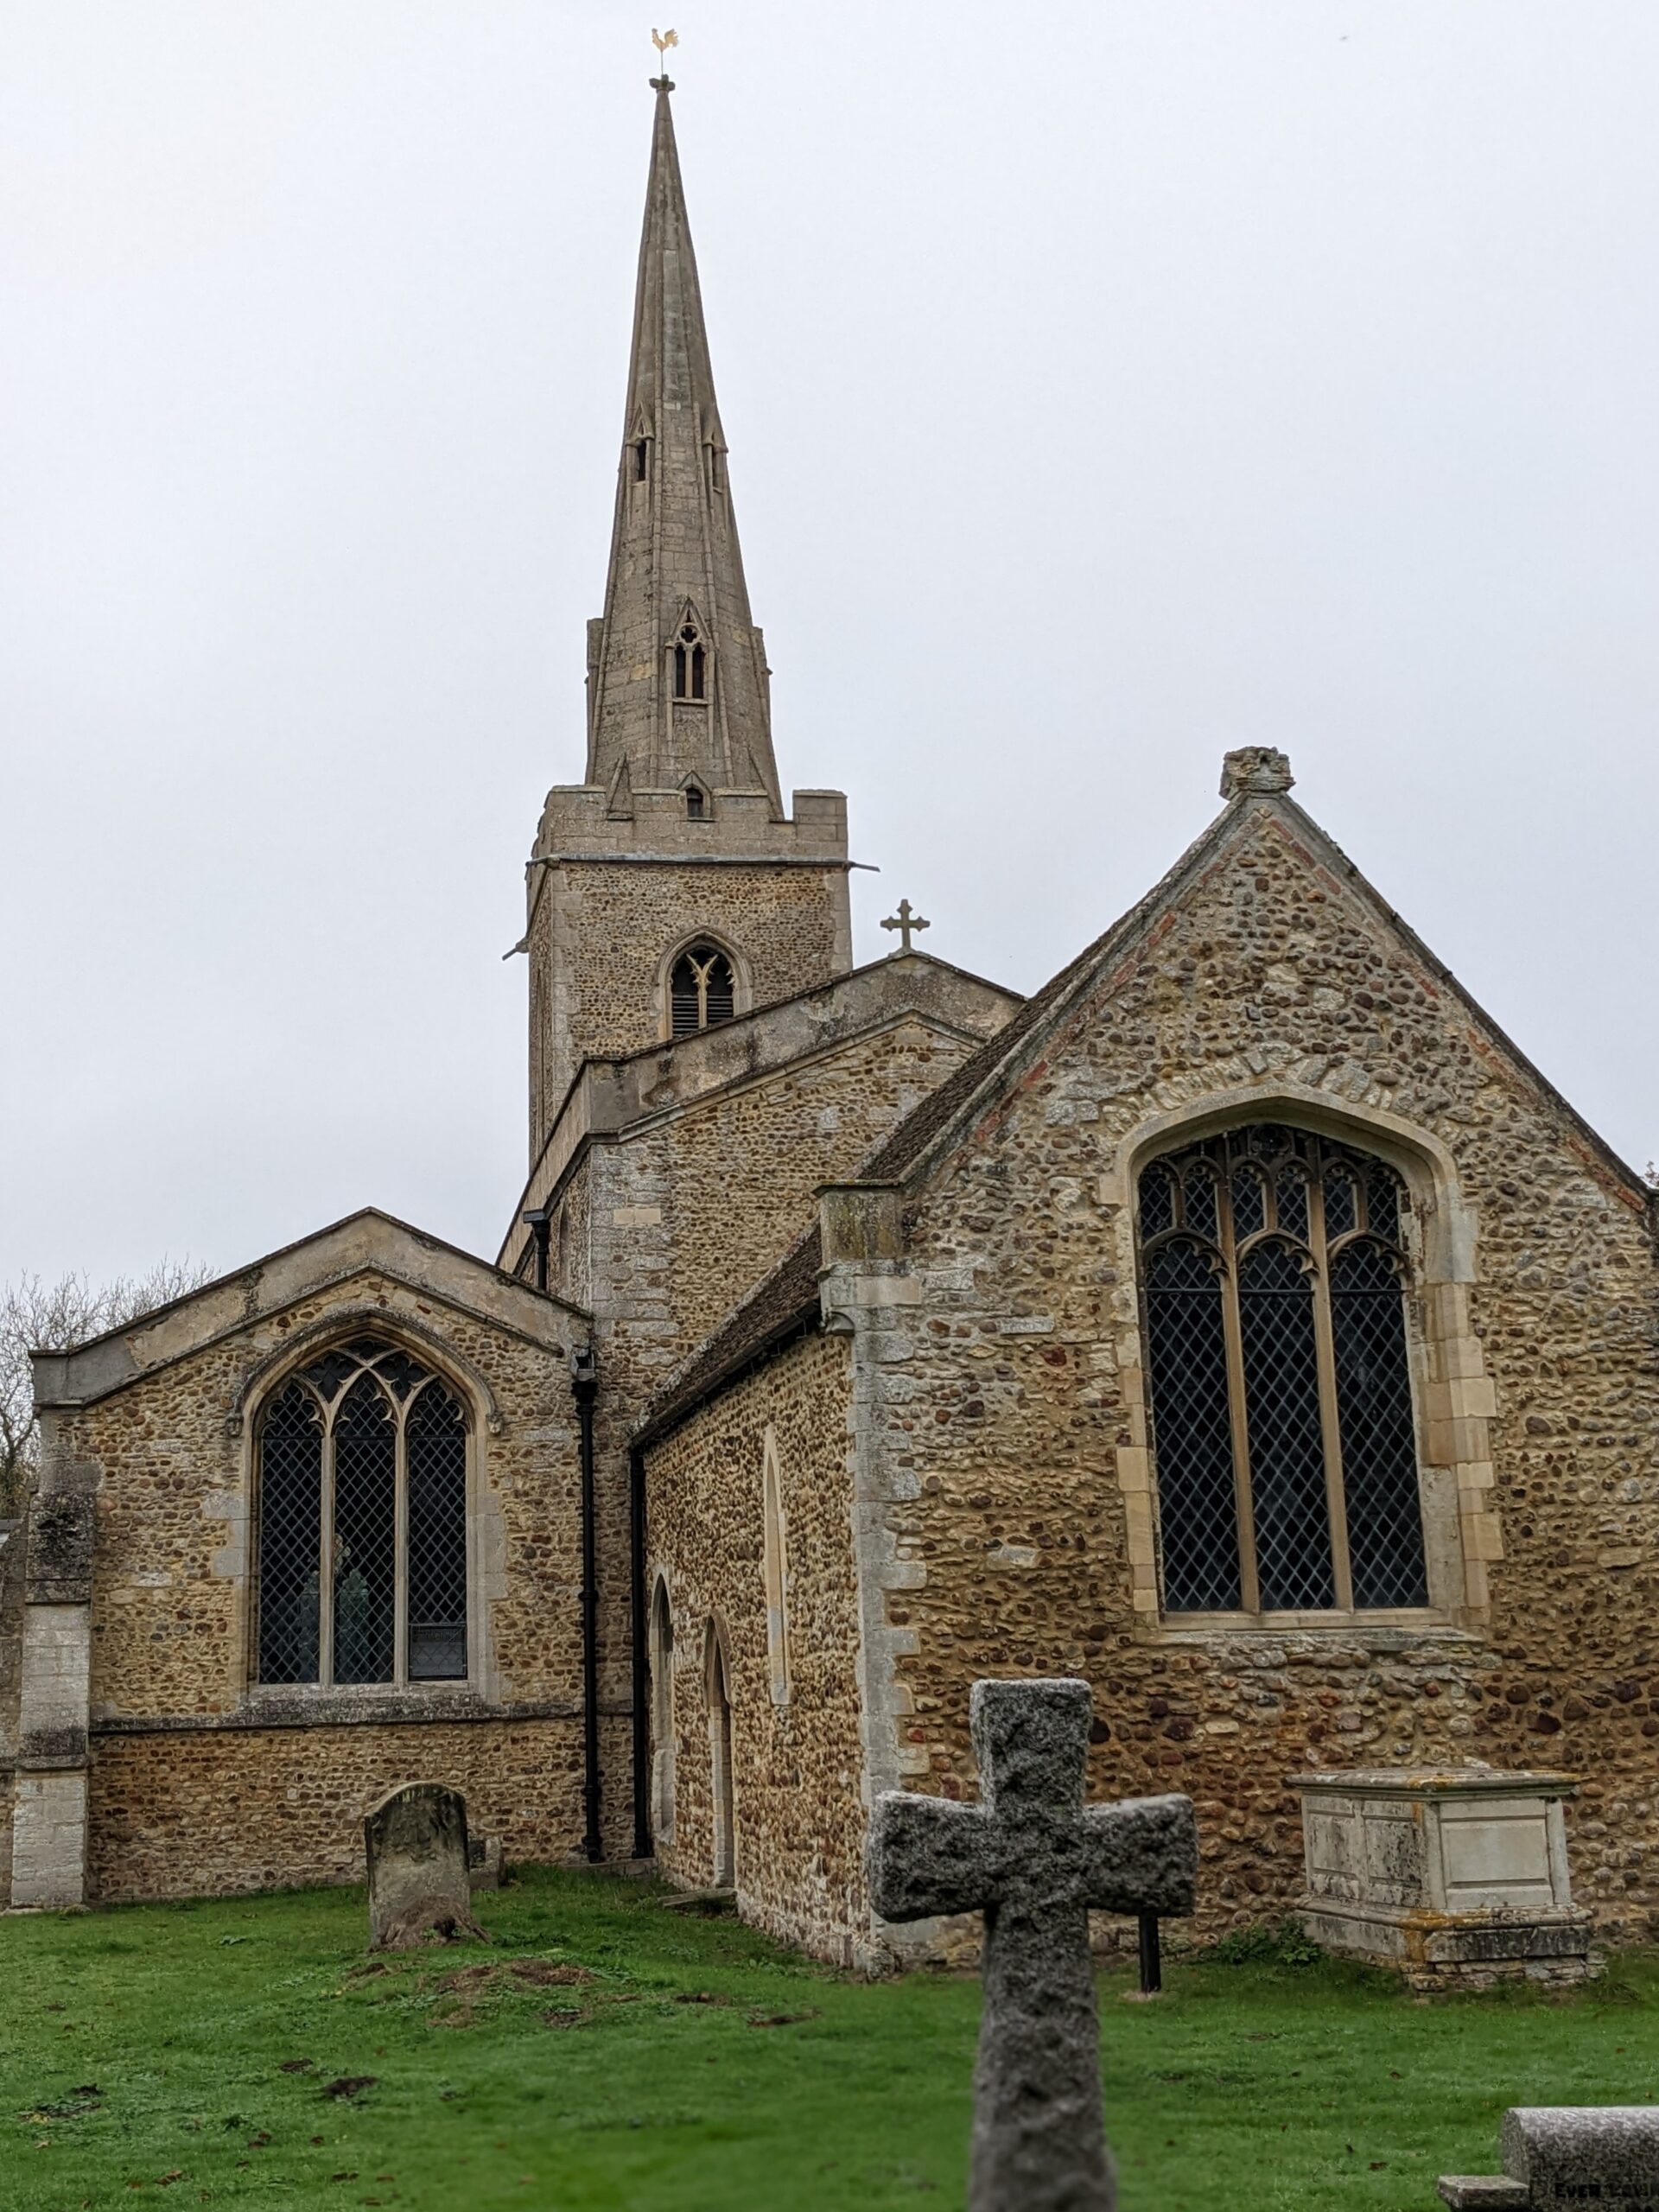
left=7, top=81, right=1657, bottom=1968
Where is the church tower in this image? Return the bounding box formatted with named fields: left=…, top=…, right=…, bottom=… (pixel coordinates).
left=524, top=76, right=852, bottom=1153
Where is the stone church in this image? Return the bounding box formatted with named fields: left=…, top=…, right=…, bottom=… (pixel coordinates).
left=6, top=81, right=1657, bottom=1968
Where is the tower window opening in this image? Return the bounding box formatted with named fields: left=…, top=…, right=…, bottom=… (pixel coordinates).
left=673, top=624, right=706, bottom=702
left=685, top=785, right=706, bottom=820
left=632, top=437, right=649, bottom=481
left=670, top=944, right=736, bottom=1036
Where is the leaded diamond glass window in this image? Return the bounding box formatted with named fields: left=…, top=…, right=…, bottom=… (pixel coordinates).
left=253, top=1338, right=470, bottom=1686
left=1137, top=1122, right=1428, bottom=1618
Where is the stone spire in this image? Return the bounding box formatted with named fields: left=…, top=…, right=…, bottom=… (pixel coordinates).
left=583, top=77, right=782, bottom=816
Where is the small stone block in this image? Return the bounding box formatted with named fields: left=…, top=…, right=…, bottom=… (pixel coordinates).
left=1438, top=2179, right=1529, bottom=2209
left=364, top=1783, right=484, bottom=1950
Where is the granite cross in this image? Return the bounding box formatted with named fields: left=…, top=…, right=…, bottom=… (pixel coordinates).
left=880, top=898, right=930, bottom=954
left=867, top=1679, right=1198, bottom=2212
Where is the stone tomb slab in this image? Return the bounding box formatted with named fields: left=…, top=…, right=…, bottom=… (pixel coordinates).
left=1440, top=2107, right=1659, bottom=2210
left=1292, top=1768, right=1592, bottom=1989
left=364, top=1782, right=485, bottom=1951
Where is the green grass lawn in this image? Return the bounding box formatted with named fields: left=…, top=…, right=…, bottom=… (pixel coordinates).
left=1, top=1870, right=1656, bottom=2211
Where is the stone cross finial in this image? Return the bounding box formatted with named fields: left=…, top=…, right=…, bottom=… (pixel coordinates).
left=867, top=1679, right=1198, bottom=2212
left=880, top=899, right=931, bottom=954
left=1219, top=745, right=1294, bottom=799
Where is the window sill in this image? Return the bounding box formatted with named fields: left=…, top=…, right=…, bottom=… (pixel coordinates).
left=91, top=1691, right=601, bottom=1737
left=1149, top=1611, right=1478, bottom=1647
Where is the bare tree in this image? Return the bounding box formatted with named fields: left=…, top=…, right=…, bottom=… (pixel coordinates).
left=0, top=1261, right=213, bottom=1516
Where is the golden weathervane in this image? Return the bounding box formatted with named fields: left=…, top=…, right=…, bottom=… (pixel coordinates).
left=652, top=28, right=679, bottom=64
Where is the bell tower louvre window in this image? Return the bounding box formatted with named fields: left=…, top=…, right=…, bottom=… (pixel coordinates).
left=1136, top=1122, right=1428, bottom=1619
left=669, top=944, right=736, bottom=1036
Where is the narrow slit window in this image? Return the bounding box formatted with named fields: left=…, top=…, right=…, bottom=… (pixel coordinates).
left=1136, top=1122, right=1427, bottom=1619
left=685, top=785, right=706, bottom=820
left=761, top=1433, right=790, bottom=1706
left=633, top=437, right=648, bottom=481
left=253, top=1338, right=470, bottom=1687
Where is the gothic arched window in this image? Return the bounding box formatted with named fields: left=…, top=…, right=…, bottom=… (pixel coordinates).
left=761, top=1429, right=790, bottom=1707
left=669, top=943, right=736, bottom=1037
left=1137, top=1122, right=1427, bottom=1618
left=253, top=1337, right=469, bottom=1687
left=672, top=620, right=707, bottom=701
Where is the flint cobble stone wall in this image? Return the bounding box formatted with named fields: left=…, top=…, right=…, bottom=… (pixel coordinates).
left=868, top=805, right=1659, bottom=1942
left=659, top=1020, right=983, bottom=1344
left=529, top=859, right=847, bottom=1150
left=86, top=1715, right=628, bottom=1901
left=33, top=1268, right=594, bottom=1900
left=544, top=1016, right=998, bottom=1831
left=645, top=1331, right=865, bottom=1960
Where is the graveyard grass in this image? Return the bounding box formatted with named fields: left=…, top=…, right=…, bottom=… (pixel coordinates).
left=3, top=1872, right=1657, bottom=2211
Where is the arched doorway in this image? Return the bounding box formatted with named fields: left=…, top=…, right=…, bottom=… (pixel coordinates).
left=705, top=1625, right=735, bottom=1889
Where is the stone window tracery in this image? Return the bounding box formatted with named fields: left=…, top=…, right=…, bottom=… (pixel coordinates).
left=253, top=1337, right=469, bottom=1688
left=1136, top=1122, right=1427, bottom=1618
left=672, top=619, right=707, bottom=702
left=669, top=943, right=736, bottom=1037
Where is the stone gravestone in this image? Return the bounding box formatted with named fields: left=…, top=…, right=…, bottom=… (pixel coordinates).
left=364, top=1782, right=485, bottom=1950
left=867, top=1678, right=1198, bottom=2212
left=1440, top=2109, right=1659, bottom=2210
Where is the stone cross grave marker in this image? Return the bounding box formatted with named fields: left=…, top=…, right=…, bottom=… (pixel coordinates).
left=867, top=1678, right=1198, bottom=2212
left=364, top=1781, right=485, bottom=1951
left=1440, top=2108, right=1659, bottom=2210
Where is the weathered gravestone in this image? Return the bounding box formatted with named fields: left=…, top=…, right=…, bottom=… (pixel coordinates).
left=1440, top=2110, right=1659, bottom=2210
left=867, top=1678, right=1198, bottom=2212
left=364, top=1782, right=485, bottom=1950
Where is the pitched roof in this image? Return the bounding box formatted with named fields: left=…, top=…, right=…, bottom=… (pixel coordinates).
left=32, top=1208, right=588, bottom=1413
left=632, top=1222, right=823, bottom=1447
left=634, top=772, right=1651, bottom=1445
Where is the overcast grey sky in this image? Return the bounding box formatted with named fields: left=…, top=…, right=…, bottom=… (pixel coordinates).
left=3, top=1, right=1657, bottom=1290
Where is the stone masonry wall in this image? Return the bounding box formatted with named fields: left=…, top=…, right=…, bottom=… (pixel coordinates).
left=86, top=1714, right=629, bottom=1902
left=551, top=1015, right=998, bottom=1799
left=865, top=804, right=1659, bottom=1945
left=645, top=1330, right=865, bottom=1961
left=29, top=1265, right=600, bottom=1901
left=529, top=857, right=849, bottom=1153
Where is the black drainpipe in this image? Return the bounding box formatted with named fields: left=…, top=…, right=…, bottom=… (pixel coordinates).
left=522, top=1207, right=551, bottom=1293
left=629, top=1445, right=652, bottom=1860
left=569, top=1345, right=602, bottom=1863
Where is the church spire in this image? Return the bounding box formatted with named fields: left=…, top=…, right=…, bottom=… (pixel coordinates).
left=583, top=76, right=782, bottom=814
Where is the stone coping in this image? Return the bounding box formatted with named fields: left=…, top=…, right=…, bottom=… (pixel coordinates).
left=1290, top=1768, right=1580, bottom=1796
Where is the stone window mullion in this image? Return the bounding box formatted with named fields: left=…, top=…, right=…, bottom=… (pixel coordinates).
left=318, top=1408, right=337, bottom=1689
left=1308, top=1179, right=1357, bottom=1612
left=1214, top=1178, right=1262, bottom=1615
left=393, top=1405, right=410, bottom=1690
